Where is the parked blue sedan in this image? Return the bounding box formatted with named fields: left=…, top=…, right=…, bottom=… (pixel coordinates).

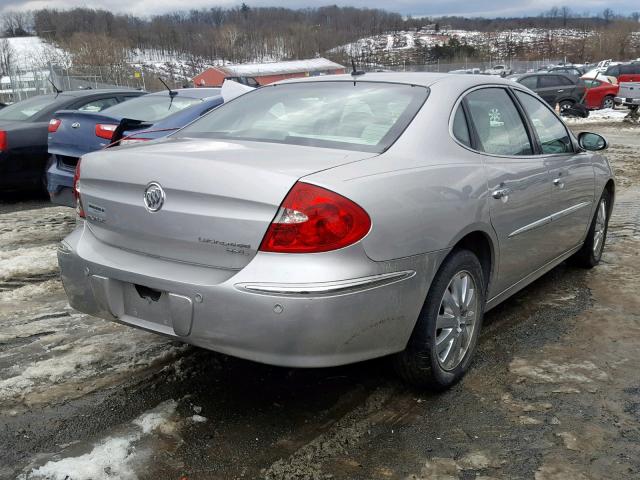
left=47, top=88, right=223, bottom=206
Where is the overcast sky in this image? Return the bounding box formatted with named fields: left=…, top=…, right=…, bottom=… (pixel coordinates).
left=0, top=0, right=638, bottom=18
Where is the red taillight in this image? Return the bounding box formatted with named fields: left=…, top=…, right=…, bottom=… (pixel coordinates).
left=73, top=159, right=85, bottom=218
left=95, top=123, right=118, bottom=140
left=259, top=182, right=371, bottom=254
left=48, top=118, right=61, bottom=133
left=0, top=130, right=6, bottom=151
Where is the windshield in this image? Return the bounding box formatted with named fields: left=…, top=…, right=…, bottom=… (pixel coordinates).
left=177, top=81, right=429, bottom=153
left=103, top=95, right=203, bottom=122
left=0, top=95, right=60, bottom=121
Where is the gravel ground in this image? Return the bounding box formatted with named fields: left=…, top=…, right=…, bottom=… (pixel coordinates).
left=0, top=124, right=639, bottom=480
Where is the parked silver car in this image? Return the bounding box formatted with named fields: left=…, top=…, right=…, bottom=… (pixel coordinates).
left=58, top=73, right=614, bottom=389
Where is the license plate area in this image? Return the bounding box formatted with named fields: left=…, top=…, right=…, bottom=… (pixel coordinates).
left=89, top=275, right=194, bottom=337
left=124, top=284, right=172, bottom=328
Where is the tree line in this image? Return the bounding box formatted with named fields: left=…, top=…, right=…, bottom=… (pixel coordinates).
left=0, top=5, right=638, bottom=85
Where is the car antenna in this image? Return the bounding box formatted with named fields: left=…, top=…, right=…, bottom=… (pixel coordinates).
left=350, top=58, right=365, bottom=85
left=158, top=77, right=178, bottom=98
left=47, top=78, right=62, bottom=97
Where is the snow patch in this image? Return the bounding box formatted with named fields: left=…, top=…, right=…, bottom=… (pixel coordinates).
left=25, top=400, right=178, bottom=480
left=0, top=279, right=63, bottom=305
left=2, top=36, right=69, bottom=71
left=190, top=414, right=208, bottom=423
left=564, top=108, right=631, bottom=124
left=0, top=244, right=58, bottom=281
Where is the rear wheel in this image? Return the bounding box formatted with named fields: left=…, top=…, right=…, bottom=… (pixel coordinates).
left=394, top=249, right=485, bottom=389
left=571, top=190, right=610, bottom=268
left=559, top=100, right=574, bottom=112
left=601, top=95, right=615, bottom=109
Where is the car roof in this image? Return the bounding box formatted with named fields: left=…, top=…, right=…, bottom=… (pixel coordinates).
left=510, top=72, right=572, bottom=78
left=273, top=72, right=516, bottom=90
left=147, top=88, right=221, bottom=99
left=59, top=88, right=143, bottom=97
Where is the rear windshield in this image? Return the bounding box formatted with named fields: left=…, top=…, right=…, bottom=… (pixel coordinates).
left=0, top=94, right=61, bottom=121
left=177, top=81, right=429, bottom=153
left=103, top=95, right=203, bottom=122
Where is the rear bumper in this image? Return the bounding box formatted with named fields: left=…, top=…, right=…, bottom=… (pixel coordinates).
left=47, top=156, right=75, bottom=207
left=58, top=226, right=440, bottom=367
left=615, top=96, right=640, bottom=106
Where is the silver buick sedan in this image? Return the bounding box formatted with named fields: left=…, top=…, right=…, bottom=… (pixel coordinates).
left=58, top=73, right=614, bottom=389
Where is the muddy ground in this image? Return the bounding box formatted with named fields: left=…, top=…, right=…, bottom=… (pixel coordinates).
left=0, top=124, right=639, bottom=480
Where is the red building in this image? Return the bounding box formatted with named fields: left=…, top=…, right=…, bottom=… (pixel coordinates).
left=193, top=58, right=346, bottom=87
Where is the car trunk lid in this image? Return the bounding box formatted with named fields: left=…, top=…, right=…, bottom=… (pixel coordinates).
left=79, top=138, right=376, bottom=270
left=48, top=110, right=122, bottom=159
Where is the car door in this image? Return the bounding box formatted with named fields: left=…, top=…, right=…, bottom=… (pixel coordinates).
left=583, top=79, right=600, bottom=109
left=514, top=90, right=595, bottom=257
left=537, top=75, right=566, bottom=106
left=463, top=87, right=555, bottom=296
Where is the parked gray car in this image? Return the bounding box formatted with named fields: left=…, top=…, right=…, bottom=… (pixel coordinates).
left=58, top=73, right=614, bottom=389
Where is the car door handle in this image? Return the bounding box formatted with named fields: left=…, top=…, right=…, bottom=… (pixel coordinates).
left=492, top=187, right=511, bottom=200
left=557, top=89, right=564, bottom=93
left=553, top=178, right=565, bottom=188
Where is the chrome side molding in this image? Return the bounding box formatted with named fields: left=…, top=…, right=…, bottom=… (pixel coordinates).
left=508, top=201, right=591, bottom=238
left=236, top=270, right=415, bottom=297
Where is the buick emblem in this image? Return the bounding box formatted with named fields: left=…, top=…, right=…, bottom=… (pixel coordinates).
left=71, top=122, right=80, bottom=129
left=143, top=182, right=165, bottom=212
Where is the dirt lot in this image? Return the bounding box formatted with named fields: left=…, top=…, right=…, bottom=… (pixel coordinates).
left=1, top=123, right=639, bottom=480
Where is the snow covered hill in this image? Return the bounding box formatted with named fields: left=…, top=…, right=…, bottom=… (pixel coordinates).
left=334, top=27, right=640, bottom=63
left=2, top=36, right=70, bottom=71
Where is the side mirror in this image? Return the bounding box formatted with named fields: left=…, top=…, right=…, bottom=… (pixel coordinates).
left=578, top=132, right=608, bottom=151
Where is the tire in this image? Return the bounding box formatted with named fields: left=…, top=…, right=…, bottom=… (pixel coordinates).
left=601, top=95, right=615, bottom=110
left=559, top=100, right=574, bottom=112
left=570, top=190, right=610, bottom=268
left=42, top=155, right=55, bottom=194
left=394, top=249, right=485, bottom=390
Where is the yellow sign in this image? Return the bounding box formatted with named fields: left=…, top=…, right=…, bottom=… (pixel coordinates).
left=134, top=71, right=141, bottom=78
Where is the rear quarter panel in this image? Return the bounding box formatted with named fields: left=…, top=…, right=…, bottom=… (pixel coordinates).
left=304, top=82, right=496, bottom=263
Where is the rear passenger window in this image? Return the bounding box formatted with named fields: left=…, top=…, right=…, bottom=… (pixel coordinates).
left=515, top=91, right=573, bottom=154
left=539, top=76, right=561, bottom=88
left=452, top=105, right=471, bottom=147
left=519, top=76, right=537, bottom=89
left=465, top=88, right=532, bottom=156
left=557, top=76, right=574, bottom=86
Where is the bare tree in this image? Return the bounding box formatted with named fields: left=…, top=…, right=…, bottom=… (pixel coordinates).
left=2, top=11, right=32, bottom=37
left=0, top=39, right=15, bottom=77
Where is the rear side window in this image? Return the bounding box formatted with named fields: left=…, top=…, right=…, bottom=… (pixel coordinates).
left=0, top=94, right=59, bottom=121
left=179, top=82, right=429, bottom=153
left=78, top=97, right=118, bottom=112
left=539, top=76, right=562, bottom=88
left=452, top=105, right=471, bottom=147
left=519, top=76, right=538, bottom=90
left=464, top=88, right=532, bottom=156
left=515, top=91, right=573, bottom=155
left=557, top=76, right=574, bottom=86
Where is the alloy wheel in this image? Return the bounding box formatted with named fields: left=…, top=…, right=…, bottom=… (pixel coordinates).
left=593, top=199, right=607, bottom=256
left=435, top=271, right=478, bottom=371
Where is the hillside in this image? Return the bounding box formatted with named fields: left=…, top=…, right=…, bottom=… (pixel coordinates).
left=334, top=27, right=640, bottom=66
